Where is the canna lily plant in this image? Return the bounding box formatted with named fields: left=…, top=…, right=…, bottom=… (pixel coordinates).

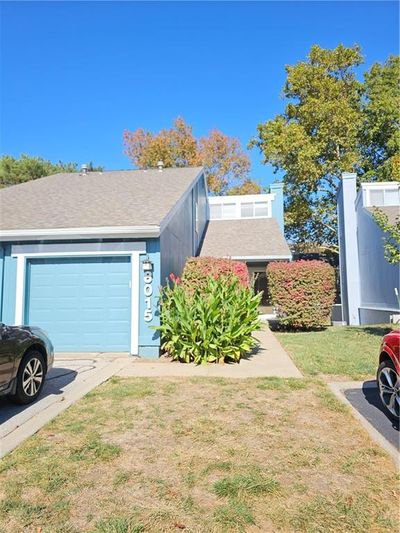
left=154, top=274, right=261, bottom=364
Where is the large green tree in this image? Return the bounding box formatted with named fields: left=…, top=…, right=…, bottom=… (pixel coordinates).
left=360, top=55, right=400, bottom=182
left=251, top=45, right=400, bottom=251
left=0, top=154, right=103, bottom=188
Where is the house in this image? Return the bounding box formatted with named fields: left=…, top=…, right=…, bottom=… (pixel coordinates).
left=338, top=172, right=400, bottom=325
left=200, top=187, right=291, bottom=303
left=0, top=167, right=290, bottom=356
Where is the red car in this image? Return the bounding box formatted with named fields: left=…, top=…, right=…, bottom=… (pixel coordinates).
left=377, top=330, right=400, bottom=419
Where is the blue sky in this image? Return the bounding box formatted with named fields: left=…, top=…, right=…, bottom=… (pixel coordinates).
left=1, top=1, right=398, bottom=188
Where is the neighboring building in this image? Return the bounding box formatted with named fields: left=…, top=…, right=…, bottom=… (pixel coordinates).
left=338, top=173, right=400, bottom=325
left=201, top=186, right=291, bottom=303
left=0, top=167, right=289, bottom=356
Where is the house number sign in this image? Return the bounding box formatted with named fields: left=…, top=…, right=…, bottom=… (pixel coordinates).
left=143, top=270, right=153, bottom=322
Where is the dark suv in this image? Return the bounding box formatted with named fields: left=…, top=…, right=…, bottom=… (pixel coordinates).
left=0, top=323, right=54, bottom=404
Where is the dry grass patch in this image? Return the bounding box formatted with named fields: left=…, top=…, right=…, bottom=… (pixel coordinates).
left=0, top=376, right=398, bottom=532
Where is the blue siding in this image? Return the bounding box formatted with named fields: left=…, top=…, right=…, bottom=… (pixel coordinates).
left=0, top=245, right=17, bottom=325
left=138, top=239, right=160, bottom=358
left=270, top=182, right=284, bottom=233
left=0, top=246, right=4, bottom=322
left=160, top=173, right=208, bottom=282
left=357, top=204, right=399, bottom=312
left=26, top=256, right=131, bottom=352
left=337, top=173, right=399, bottom=325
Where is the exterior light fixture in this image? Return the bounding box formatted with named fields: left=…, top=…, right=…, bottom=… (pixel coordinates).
left=142, top=257, right=153, bottom=271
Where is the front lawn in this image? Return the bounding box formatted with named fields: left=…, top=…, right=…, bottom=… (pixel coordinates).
left=0, top=376, right=398, bottom=532
left=275, top=325, right=394, bottom=381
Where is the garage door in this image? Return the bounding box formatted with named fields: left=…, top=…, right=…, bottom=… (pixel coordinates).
left=25, top=256, right=131, bottom=352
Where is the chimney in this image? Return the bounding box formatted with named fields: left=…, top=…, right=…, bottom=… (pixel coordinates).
left=270, top=182, right=284, bottom=233
left=157, top=161, right=164, bottom=172
left=337, top=172, right=361, bottom=325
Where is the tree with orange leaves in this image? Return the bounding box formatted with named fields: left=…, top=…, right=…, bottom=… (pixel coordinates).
left=123, top=117, right=260, bottom=195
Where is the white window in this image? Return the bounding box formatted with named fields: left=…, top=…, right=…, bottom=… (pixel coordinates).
left=385, top=188, right=400, bottom=206
left=254, top=202, right=268, bottom=217
left=210, top=203, right=222, bottom=219
left=368, top=187, right=400, bottom=207
left=241, top=203, right=253, bottom=217
left=369, top=189, right=385, bottom=206
left=222, top=203, right=236, bottom=218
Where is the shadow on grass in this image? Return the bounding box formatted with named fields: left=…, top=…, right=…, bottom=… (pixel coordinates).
left=267, top=321, right=395, bottom=336
left=361, top=325, right=394, bottom=337
left=267, top=319, right=327, bottom=333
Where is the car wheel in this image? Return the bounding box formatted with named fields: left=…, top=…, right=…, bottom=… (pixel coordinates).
left=12, top=350, right=46, bottom=405
left=377, top=360, right=400, bottom=419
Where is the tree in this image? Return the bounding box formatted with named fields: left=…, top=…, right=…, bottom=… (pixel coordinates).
left=372, top=208, right=400, bottom=264
left=227, top=179, right=262, bottom=195
left=123, top=117, right=255, bottom=194
left=361, top=56, right=400, bottom=182
left=0, top=155, right=103, bottom=188
left=250, top=45, right=400, bottom=251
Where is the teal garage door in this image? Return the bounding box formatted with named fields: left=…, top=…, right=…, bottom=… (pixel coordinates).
left=25, top=256, right=131, bottom=352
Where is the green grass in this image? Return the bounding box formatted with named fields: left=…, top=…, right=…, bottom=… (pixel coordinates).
left=214, top=501, right=255, bottom=530
left=70, top=433, right=121, bottom=462
left=214, top=472, right=279, bottom=498
left=275, top=324, right=393, bottom=380
left=91, top=516, right=145, bottom=533
left=0, top=376, right=398, bottom=532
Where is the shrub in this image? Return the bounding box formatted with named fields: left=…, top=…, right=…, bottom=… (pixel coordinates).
left=182, top=257, right=250, bottom=293
left=155, top=275, right=261, bottom=364
left=267, top=260, right=336, bottom=329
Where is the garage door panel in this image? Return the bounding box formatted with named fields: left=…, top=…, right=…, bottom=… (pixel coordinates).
left=108, top=308, right=130, bottom=320
left=26, top=257, right=131, bottom=352
left=107, top=296, right=130, bottom=308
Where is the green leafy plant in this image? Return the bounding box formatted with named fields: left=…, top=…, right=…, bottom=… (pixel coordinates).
left=267, top=260, right=336, bottom=330
left=155, top=275, right=261, bottom=364
left=372, top=208, right=400, bottom=264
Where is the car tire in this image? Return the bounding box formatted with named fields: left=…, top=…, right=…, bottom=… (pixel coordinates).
left=11, top=350, right=46, bottom=405
left=377, top=359, right=400, bottom=420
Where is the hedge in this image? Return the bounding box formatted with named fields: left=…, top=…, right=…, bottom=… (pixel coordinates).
left=182, top=257, right=250, bottom=293
left=267, top=260, right=336, bottom=329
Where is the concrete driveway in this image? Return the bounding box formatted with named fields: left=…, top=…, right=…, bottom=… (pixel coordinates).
left=0, top=354, right=130, bottom=457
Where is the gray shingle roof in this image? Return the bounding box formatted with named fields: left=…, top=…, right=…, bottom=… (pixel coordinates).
left=367, top=206, right=399, bottom=226
left=200, top=218, right=291, bottom=259
left=0, top=167, right=203, bottom=231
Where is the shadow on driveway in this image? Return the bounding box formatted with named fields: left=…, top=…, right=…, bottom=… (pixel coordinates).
left=344, top=380, right=399, bottom=450
left=362, top=381, right=399, bottom=431
left=0, top=366, right=78, bottom=426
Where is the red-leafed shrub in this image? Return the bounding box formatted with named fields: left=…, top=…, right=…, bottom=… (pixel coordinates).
left=267, top=260, right=336, bottom=329
left=182, top=257, right=250, bottom=292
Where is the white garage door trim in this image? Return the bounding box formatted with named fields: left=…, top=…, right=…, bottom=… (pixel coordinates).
left=12, top=241, right=146, bottom=355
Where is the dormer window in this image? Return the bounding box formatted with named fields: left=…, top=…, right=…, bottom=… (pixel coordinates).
left=365, top=185, right=400, bottom=207
left=208, top=194, right=273, bottom=220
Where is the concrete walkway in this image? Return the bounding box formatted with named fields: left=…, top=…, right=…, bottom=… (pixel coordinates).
left=0, top=355, right=130, bottom=458
left=117, top=326, right=302, bottom=379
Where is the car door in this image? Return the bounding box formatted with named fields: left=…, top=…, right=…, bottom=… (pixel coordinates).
left=0, top=324, right=16, bottom=391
